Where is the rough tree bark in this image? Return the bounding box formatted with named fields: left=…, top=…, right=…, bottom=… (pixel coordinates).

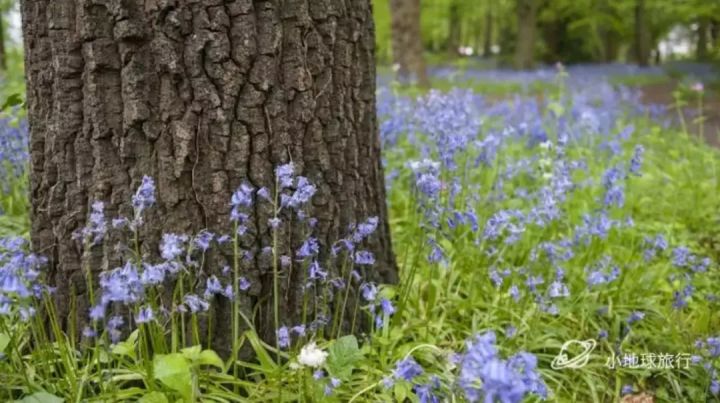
left=389, top=0, right=428, bottom=87
left=514, top=0, right=538, bottom=70
left=21, top=0, right=396, bottom=353
left=633, top=0, right=651, bottom=66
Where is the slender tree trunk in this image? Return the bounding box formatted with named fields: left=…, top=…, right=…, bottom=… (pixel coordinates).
left=21, top=0, right=396, bottom=353
left=390, top=0, right=429, bottom=87
left=0, top=14, right=6, bottom=72
left=483, top=6, right=493, bottom=58
left=633, top=0, right=651, bottom=66
left=447, top=0, right=461, bottom=57
left=514, top=0, right=538, bottom=70
left=697, top=17, right=709, bottom=61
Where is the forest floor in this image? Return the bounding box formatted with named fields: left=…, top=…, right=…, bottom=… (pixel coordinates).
left=638, top=80, right=720, bottom=146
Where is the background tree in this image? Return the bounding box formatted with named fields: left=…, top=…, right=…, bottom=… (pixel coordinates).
left=390, top=0, right=429, bottom=86
left=21, top=0, right=397, bottom=350
left=514, top=0, right=540, bottom=69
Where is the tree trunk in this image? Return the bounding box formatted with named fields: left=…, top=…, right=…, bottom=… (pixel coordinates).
left=697, top=17, right=709, bottom=61
left=21, top=0, right=396, bottom=354
left=514, top=0, right=537, bottom=70
left=633, top=0, right=651, bottom=66
left=483, top=6, right=493, bottom=58
left=390, top=0, right=429, bottom=87
left=0, top=13, right=6, bottom=72
left=447, top=0, right=461, bottom=57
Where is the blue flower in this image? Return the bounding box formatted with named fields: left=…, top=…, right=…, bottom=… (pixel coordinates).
left=626, top=311, right=645, bottom=324
left=380, top=298, right=395, bottom=316
left=277, top=326, right=290, bottom=349
left=133, top=176, right=156, bottom=215
left=135, top=306, right=155, bottom=324
left=297, top=237, right=319, bottom=259
left=393, top=357, right=423, bottom=382
left=354, top=251, right=375, bottom=265
left=160, top=233, right=187, bottom=261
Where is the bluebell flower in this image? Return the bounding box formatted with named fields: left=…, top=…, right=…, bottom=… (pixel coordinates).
left=135, top=306, right=155, bottom=324
left=141, top=264, right=166, bottom=286
left=276, top=163, right=295, bottom=189
left=313, top=369, right=324, bottom=380
left=672, top=247, right=692, bottom=267
left=414, top=383, right=440, bottom=403
left=239, top=277, right=251, bottom=291
left=360, top=283, right=378, bottom=301
left=352, top=216, right=379, bottom=243
left=194, top=231, right=214, bottom=251
left=598, top=329, right=608, bottom=339
left=621, top=384, right=634, bottom=395
left=548, top=281, right=570, bottom=298
left=160, top=233, right=187, bottom=261
left=297, top=237, right=319, bottom=259
left=183, top=294, right=209, bottom=313
left=133, top=176, right=156, bottom=213
left=277, top=326, right=290, bottom=349
left=626, top=311, right=645, bottom=324
left=352, top=250, right=375, bottom=266
left=89, top=304, right=106, bottom=321
left=629, top=144, right=645, bottom=176
left=393, top=357, right=423, bottom=382
left=81, top=201, right=107, bottom=245
left=204, top=276, right=223, bottom=298
left=380, top=298, right=395, bottom=316
left=509, top=285, right=521, bottom=302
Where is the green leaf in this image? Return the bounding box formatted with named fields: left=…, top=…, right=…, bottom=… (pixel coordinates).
left=138, top=392, right=169, bottom=403
left=326, top=335, right=363, bottom=380
left=180, top=345, right=201, bottom=360
left=153, top=353, right=192, bottom=401
left=198, top=349, right=224, bottom=371
left=1, top=93, right=24, bottom=111
left=16, top=392, right=64, bottom=403
left=111, top=330, right=140, bottom=359
left=0, top=333, right=10, bottom=353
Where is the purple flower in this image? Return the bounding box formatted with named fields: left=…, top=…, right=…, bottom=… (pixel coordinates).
left=626, top=311, right=645, bottom=324
left=393, top=357, right=423, bottom=381
left=380, top=298, right=395, bottom=316
left=194, top=231, right=214, bottom=251
left=204, top=275, right=223, bottom=298
left=183, top=294, right=209, bottom=313
left=361, top=283, right=378, bottom=301
left=160, top=233, right=187, bottom=261
left=354, top=251, right=375, bottom=265
left=629, top=145, right=645, bottom=175
left=239, top=277, right=251, bottom=291
left=277, top=326, right=290, bottom=349
left=132, top=176, right=156, bottom=214
left=81, top=201, right=107, bottom=244
left=297, top=237, right=319, bottom=259
left=135, top=306, right=154, bottom=324
left=276, top=163, right=295, bottom=189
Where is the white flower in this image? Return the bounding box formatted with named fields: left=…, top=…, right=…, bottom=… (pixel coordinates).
left=297, top=342, right=328, bottom=368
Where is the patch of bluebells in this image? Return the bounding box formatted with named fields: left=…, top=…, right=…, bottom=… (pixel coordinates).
left=457, top=331, right=547, bottom=402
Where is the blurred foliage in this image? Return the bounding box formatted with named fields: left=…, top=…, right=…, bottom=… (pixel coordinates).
left=374, top=0, right=720, bottom=67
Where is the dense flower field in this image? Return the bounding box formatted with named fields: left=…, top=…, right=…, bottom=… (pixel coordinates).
left=0, top=66, right=719, bottom=402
